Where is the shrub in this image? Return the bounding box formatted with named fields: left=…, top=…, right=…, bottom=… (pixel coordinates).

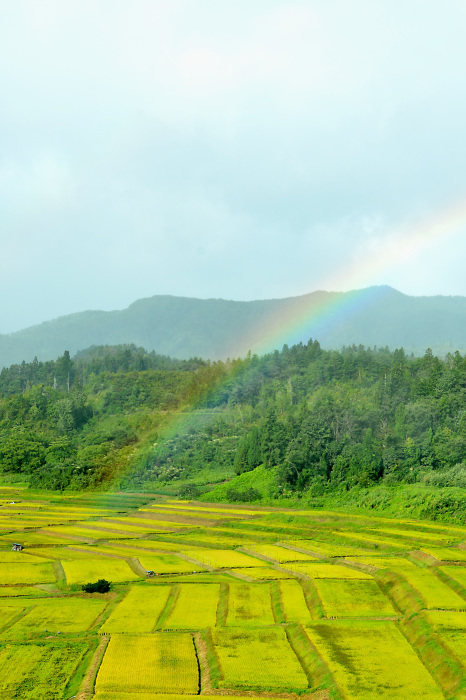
left=82, top=578, right=111, bottom=593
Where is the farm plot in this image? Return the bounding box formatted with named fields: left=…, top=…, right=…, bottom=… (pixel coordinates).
left=231, top=567, right=292, bottom=580
left=226, top=583, right=275, bottom=626
left=163, top=583, right=220, bottom=629
left=422, top=610, right=466, bottom=663
left=101, top=585, right=171, bottom=633
left=284, top=539, right=373, bottom=557
left=245, top=544, right=317, bottom=563
left=314, top=579, right=396, bottom=618
left=369, top=527, right=456, bottom=544
left=438, top=565, right=466, bottom=591
left=421, top=547, right=466, bottom=561
left=400, top=568, right=466, bottom=609
left=211, top=627, right=308, bottom=692
left=137, top=554, right=206, bottom=574
left=334, top=531, right=411, bottom=550
left=0, top=605, right=25, bottom=631
left=306, top=620, right=444, bottom=699
left=286, top=562, right=372, bottom=579
left=344, top=556, right=415, bottom=570
left=62, top=558, right=141, bottom=585
left=0, top=640, right=88, bottom=700
left=279, top=580, right=312, bottom=622
left=0, top=562, right=56, bottom=585
left=187, top=549, right=266, bottom=569
left=4, top=597, right=107, bottom=638
left=0, top=586, right=52, bottom=598
left=95, top=633, right=199, bottom=694
left=0, top=551, right=51, bottom=563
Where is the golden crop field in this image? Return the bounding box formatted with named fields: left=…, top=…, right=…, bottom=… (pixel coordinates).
left=306, top=620, right=445, bottom=699
left=0, top=640, right=88, bottom=700
left=400, top=567, right=466, bottom=609
left=0, top=562, right=56, bottom=585
left=61, top=558, right=141, bottom=585
left=314, top=578, right=397, bottom=618
left=421, top=546, right=466, bottom=561
left=95, top=633, right=199, bottom=694
left=0, top=492, right=463, bottom=699
left=101, top=585, right=172, bottom=633
left=230, top=566, right=292, bottom=580
left=137, top=554, right=205, bottom=574
left=226, top=583, right=275, bottom=626
left=3, top=597, right=107, bottom=639
left=286, top=561, right=373, bottom=579
left=211, top=627, right=308, bottom=692
left=162, top=583, right=220, bottom=629
left=278, top=580, right=313, bottom=622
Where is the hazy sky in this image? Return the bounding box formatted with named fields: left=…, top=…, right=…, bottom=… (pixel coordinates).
left=1, top=0, right=466, bottom=333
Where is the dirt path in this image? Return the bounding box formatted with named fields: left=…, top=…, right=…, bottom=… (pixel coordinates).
left=76, top=635, right=109, bottom=700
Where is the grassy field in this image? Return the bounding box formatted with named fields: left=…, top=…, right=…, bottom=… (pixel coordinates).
left=0, top=491, right=463, bottom=699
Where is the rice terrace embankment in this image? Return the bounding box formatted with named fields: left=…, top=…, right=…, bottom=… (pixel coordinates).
left=0, top=488, right=464, bottom=699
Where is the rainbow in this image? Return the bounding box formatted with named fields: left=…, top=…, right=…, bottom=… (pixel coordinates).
left=233, top=197, right=466, bottom=357
left=120, top=197, right=465, bottom=485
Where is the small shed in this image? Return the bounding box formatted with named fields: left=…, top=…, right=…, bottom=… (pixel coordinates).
left=12, top=543, right=23, bottom=552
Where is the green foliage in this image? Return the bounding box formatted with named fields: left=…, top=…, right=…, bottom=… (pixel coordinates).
left=225, top=487, right=262, bottom=502
left=82, top=578, right=111, bottom=593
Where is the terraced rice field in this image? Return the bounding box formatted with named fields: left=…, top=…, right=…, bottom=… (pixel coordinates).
left=306, top=619, right=445, bottom=699
left=226, top=583, right=275, bottom=626
left=61, top=558, right=141, bottom=585
left=95, top=633, right=199, bottom=694
left=314, top=578, right=397, bottom=617
left=210, top=627, right=309, bottom=691
left=0, top=490, right=464, bottom=699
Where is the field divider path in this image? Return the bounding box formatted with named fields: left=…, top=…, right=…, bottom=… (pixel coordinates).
left=397, top=614, right=466, bottom=698
left=76, top=634, right=110, bottom=700
left=154, top=584, right=179, bottom=629
left=270, top=580, right=285, bottom=623
left=286, top=624, right=343, bottom=700
left=434, top=566, right=466, bottom=602
left=92, top=590, right=125, bottom=632
left=52, top=559, right=66, bottom=583
left=0, top=604, right=35, bottom=635
left=216, top=583, right=229, bottom=626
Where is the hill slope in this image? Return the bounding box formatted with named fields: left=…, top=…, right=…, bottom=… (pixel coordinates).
left=0, top=286, right=465, bottom=368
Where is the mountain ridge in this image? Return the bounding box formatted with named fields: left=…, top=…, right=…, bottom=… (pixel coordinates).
left=1, top=286, right=465, bottom=368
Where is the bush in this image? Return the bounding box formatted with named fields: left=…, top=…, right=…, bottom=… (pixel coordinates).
left=423, top=464, right=466, bottom=488
left=225, top=487, right=261, bottom=502
left=179, top=484, right=201, bottom=499
left=82, top=578, right=111, bottom=593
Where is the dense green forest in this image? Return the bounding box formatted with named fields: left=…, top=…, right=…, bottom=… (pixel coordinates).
left=0, top=341, right=464, bottom=514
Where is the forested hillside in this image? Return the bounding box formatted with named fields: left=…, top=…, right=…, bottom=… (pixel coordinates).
left=0, top=342, right=464, bottom=518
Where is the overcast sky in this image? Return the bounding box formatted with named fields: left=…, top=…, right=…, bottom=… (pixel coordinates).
left=1, top=0, right=466, bottom=333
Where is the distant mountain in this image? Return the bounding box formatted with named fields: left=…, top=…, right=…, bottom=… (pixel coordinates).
left=0, top=286, right=464, bottom=368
